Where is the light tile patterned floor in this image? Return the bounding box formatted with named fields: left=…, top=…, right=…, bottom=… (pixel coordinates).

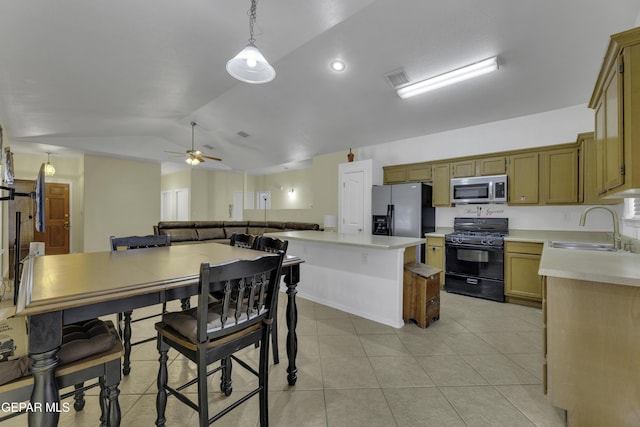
left=1, top=290, right=567, bottom=426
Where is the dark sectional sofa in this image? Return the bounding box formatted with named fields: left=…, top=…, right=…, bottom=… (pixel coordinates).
left=153, top=220, right=320, bottom=245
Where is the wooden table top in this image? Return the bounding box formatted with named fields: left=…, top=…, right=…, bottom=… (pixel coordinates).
left=16, top=242, right=300, bottom=317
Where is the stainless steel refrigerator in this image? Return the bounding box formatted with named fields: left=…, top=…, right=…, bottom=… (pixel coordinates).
left=371, top=183, right=436, bottom=263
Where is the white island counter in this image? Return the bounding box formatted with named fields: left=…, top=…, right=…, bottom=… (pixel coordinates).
left=266, top=231, right=423, bottom=328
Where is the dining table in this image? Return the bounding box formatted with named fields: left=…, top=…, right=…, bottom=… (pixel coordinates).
left=15, top=242, right=303, bottom=427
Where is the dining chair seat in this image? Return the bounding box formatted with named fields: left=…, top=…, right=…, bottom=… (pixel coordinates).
left=0, top=319, right=123, bottom=426
left=155, top=252, right=284, bottom=427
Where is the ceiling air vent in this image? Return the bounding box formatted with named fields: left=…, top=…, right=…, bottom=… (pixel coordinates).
left=237, top=131, right=250, bottom=138
left=384, top=68, right=410, bottom=88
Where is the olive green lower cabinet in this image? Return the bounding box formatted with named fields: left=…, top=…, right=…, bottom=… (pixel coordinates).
left=425, top=236, right=445, bottom=285
left=504, top=241, right=543, bottom=307
left=544, top=276, right=640, bottom=426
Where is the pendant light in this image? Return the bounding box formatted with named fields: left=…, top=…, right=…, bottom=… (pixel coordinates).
left=226, top=0, right=275, bottom=84
left=44, top=152, right=55, bottom=176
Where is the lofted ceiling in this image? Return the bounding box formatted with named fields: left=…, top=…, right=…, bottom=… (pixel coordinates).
left=0, top=0, right=639, bottom=175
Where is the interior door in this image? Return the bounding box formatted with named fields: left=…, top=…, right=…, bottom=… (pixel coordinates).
left=340, top=169, right=365, bottom=234
left=34, top=182, right=70, bottom=255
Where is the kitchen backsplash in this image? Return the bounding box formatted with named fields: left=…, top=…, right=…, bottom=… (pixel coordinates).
left=435, top=203, right=625, bottom=232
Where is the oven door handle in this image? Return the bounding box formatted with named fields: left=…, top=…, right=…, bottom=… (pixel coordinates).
left=446, top=243, right=504, bottom=252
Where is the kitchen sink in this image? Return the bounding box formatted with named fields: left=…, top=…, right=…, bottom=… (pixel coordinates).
left=549, top=241, right=617, bottom=251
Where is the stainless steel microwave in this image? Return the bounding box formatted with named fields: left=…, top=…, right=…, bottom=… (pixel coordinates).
left=450, top=174, right=508, bottom=204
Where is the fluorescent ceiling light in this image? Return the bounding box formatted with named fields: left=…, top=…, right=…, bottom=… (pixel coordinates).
left=397, top=57, right=499, bottom=99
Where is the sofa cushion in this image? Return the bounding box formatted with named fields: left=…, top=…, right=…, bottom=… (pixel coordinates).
left=159, top=228, right=198, bottom=242
left=223, top=221, right=248, bottom=238
left=157, top=221, right=196, bottom=230
left=247, top=227, right=266, bottom=235
left=196, top=227, right=226, bottom=241
left=224, top=227, right=248, bottom=238
left=194, top=221, right=224, bottom=229
left=285, top=222, right=320, bottom=231
left=223, top=221, right=249, bottom=228
left=247, top=227, right=285, bottom=235
left=266, top=221, right=287, bottom=229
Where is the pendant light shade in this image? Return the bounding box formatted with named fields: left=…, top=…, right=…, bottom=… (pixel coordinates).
left=226, top=0, right=275, bottom=84
left=44, top=152, right=55, bottom=176
left=226, top=42, right=275, bottom=84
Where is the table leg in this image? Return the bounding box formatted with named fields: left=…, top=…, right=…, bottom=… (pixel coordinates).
left=122, top=311, right=133, bottom=375
left=28, top=312, right=62, bottom=427
left=284, top=264, right=300, bottom=386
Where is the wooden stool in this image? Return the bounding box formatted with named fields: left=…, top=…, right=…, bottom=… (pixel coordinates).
left=403, top=263, right=441, bottom=328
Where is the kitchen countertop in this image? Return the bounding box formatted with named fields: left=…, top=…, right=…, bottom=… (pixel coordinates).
left=425, top=227, right=640, bottom=287
left=265, top=230, right=424, bottom=250
left=425, top=228, right=453, bottom=237
left=504, top=229, right=611, bottom=244
left=539, top=241, right=640, bottom=287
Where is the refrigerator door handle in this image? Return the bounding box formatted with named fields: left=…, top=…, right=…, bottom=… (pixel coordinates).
left=387, top=204, right=394, bottom=236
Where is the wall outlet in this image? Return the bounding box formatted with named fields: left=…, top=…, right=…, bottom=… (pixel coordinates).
left=361, top=253, right=368, bottom=264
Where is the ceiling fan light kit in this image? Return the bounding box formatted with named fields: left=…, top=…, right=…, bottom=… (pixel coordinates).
left=165, top=121, right=222, bottom=166
left=397, top=56, right=499, bottom=99
left=226, top=0, right=275, bottom=84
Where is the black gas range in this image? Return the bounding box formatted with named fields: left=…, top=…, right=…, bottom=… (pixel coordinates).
left=444, top=217, right=508, bottom=302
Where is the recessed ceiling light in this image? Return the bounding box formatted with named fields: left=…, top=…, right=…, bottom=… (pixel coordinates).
left=330, top=59, right=346, bottom=72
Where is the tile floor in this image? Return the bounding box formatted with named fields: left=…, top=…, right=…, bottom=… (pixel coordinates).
left=1, top=290, right=567, bottom=426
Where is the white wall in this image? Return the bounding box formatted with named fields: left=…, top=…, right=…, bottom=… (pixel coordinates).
left=359, top=104, right=593, bottom=167
left=83, top=155, right=160, bottom=252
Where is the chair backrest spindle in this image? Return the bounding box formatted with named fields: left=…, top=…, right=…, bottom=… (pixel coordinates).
left=195, top=253, right=284, bottom=344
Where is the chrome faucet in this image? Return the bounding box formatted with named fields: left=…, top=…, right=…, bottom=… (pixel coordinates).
left=579, top=206, right=622, bottom=250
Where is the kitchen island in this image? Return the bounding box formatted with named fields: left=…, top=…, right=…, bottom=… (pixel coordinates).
left=539, top=243, right=640, bottom=426
left=266, top=230, right=423, bottom=328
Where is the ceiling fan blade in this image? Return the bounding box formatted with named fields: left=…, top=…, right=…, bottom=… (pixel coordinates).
left=201, top=155, right=222, bottom=161
left=165, top=151, right=186, bottom=155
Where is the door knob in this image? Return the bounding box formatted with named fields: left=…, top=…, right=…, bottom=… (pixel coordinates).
left=64, top=221, right=70, bottom=230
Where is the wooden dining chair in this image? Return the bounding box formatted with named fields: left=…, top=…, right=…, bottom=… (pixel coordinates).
left=109, top=234, right=172, bottom=375
left=254, top=236, right=288, bottom=364
left=155, top=252, right=285, bottom=427
left=0, top=319, right=123, bottom=426
left=228, top=233, right=286, bottom=363
left=229, top=232, right=258, bottom=249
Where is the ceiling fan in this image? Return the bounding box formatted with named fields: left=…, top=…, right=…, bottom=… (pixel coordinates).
left=166, top=121, right=222, bottom=165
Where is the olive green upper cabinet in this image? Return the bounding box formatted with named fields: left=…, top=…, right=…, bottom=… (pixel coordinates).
left=579, top=133, right=622, bottom=205
left=540, top=147, right=579, bottom=204
left=451, top=160, right=476, bottom=178
left=407, top=163, right=432, bottom=182
left=432, top=163, right=451, bottom=206
left=589, top=27, right=640, bottom=197
left=383, top=166, right=407, bottom=184
left=508, top=153, right=539, bottom=204
left=478, top=156, right=507, bottom=176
